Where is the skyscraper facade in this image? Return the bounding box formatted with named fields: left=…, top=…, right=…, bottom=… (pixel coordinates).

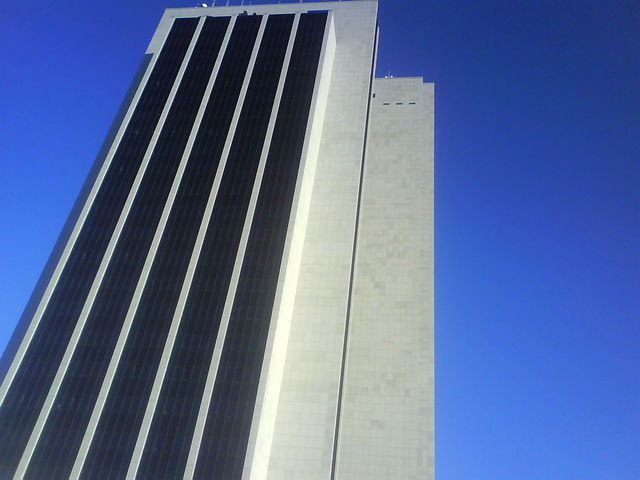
left=0, top=1, right=433, bottom=479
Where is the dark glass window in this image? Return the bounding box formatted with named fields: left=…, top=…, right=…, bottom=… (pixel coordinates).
left=79, top=15, right=263, bottom=479
left=22, top=17, right=231, bottom=480
left=0, top=18, right=198, bottom=478
left=22, top=17, right=229, bottom=478
left=194, top=12, right=328, bottom=479
left=136, top=14, right=294, bottom=480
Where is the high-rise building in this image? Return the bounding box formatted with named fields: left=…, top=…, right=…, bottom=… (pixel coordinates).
left=0, top=1, right=433, bottom=479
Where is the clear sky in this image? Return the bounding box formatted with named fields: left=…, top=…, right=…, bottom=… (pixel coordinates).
left=1, top=0, right=638, bottom=478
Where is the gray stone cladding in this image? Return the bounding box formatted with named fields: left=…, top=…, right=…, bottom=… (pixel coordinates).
left=335, top=77, right=434, bottom=480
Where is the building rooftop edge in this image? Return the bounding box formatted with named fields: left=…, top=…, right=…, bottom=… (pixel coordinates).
left=165, top=0, right=377, bottom=11
left=375, top=76, right=434, bottom=84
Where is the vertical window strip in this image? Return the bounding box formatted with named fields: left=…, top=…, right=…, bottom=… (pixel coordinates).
left=182, top=13, right=301, bottom=480
left=0, top=22, right=155, bottom=409
left=120, top=17, right=238, bottom=480
left=61, top=17, right=228, bottom=479
left=129, top=14, right=297, bottom=480
left=0, top=18, right=199, bottom=479
left=19, top=17, right=233, bottom=480
left=73, top=14, right=263, bottom=480
left=193, top=12, right=328, bottom=480
left=129, top=14, right=284, bottom=480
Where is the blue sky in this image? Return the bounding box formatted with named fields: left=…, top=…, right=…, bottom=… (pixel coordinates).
left=1, top=0, right=638, bottom=478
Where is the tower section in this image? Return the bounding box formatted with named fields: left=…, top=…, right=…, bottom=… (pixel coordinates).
left=0, top=2, right=433, bottom=479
